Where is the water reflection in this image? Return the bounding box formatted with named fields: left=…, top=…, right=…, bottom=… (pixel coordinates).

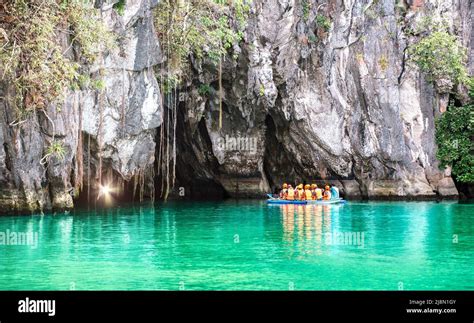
left=280, top=204, right=336, bottom=258
left=0, top=201, right=472, bottom=290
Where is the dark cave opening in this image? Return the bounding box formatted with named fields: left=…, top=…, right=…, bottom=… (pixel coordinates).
left=73, top=132, right=147, bottom=208
left=154, top=103, right=229, bottom=200
left=263, top=114, right=300, bottom=194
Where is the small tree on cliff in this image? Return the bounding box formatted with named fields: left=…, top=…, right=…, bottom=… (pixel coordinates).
left=435, top=104, right=474, bottom=183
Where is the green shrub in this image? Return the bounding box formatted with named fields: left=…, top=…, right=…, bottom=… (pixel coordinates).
left=91, top=79, right=106, bottom=91
left=378, top=55, right=389, bottom=71
left=259, top=84, right=265, bottom=97
left=198, top=84, right=212, bottom=96
left=47, top=141, right=67, bottom=161
left=0, top=0, right=115, bottom=112
left=308, top=34, right=318, bottom=43
left=113, top=0, right=126, bottom=16
left=435, top=105, right=474, bottom=183
left=40, top=140, right=67, bottom=165
left=316, top=15, right=331, bottom=32
left=154, top=0, right=250, bottom=93
left=409, top=31, right=468, bottom=89
left=302, top=0, right=311, bottom=21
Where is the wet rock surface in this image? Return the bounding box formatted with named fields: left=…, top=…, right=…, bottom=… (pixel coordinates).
left=175, top=0, right=467, bottom=200
left=0, top=0, right=162, bottom=213
left=1, top=0, right=471, bottom=213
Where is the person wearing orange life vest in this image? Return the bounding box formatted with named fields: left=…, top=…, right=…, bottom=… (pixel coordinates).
left=310, top=184, right=317, bottom=199
left=304, top=184, right=313, bottom=200
left=286, top=184, right=296, bottom=200
left=314, top=184, right=323, bottom=200
left=323, top=185, right=332, bottom=200
left=296, top=184, right=305, bottom=200
left=280, top=183, right=288, bottom=199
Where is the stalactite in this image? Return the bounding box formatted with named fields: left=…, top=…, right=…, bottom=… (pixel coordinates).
left=172, top=84, right=177, bottom=188
left=75, top=93, right=84, bottom=193
left=87, top=132, right=91, bottom=204
left=117, top=176, right=124, bottom=197
left=139, top=169, right=145, bottom=202
left=219, top=55, right=223, bottom=129
left=149, top=167, right=155, bottom=202
left=164, top=81, right=170, bottom=201
left=96, top=9, right=105, bottom=194
left=157, top=67, right=164, bottom=178
left=162, top=22, right=171, bottom=201
left=98, top=92, right=103, bottom=188
left=121, top=67, right=126, bottom=135
left=133, top=172, right=138, bottom=201
left=160, top=122, right=165, bottom=197
left=106, top=167, right=113, bottom=187
left=156, top=0, right=181, bottom=200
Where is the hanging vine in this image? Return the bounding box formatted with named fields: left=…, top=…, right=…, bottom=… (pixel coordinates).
left=0, top=0, right=115, bottom=113
left=0, top=0, right=115, bottom=198
left=153, top=0, right=250, bottom=200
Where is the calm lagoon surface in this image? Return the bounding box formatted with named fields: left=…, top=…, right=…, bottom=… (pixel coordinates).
left=0, top=200, right=472, bottom=290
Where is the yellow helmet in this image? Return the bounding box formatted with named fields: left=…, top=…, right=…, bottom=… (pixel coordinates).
left=297, top=184, right=303, bottom=189
left=283, top=183, right=288, bottom=188
left=311, top=184, right=317, bottom=189
left=304, top=184, right=310, bottom=190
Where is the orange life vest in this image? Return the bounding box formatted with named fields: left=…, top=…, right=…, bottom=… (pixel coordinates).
left=315, top=188, right=323, bottom=200
left=296, top=189, right=305, bottom=200
left=287, top=188, right=295, bottom=200
left=323, top=190, right=331, bottom=200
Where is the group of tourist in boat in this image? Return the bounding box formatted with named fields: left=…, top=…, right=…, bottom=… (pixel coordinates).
left=279, top=183, right=339, bottom=201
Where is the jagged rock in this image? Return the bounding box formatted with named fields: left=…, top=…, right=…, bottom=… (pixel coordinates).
left=175, top=0, right=465, bottom=199
left=0, top=0, right=162, bottom=213
left=1, top=0, right=471, bottom=213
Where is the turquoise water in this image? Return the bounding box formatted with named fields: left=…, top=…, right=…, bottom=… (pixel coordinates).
left=0, top=201, right=472, bottom=290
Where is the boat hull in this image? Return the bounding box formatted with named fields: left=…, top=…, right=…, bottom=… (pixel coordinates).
left=267, top=198, right=346, bottom=205
left=266, top=199, right=308, bottom=205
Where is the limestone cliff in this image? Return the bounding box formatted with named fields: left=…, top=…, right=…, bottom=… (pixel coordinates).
left=175, top=0, right=468, bottom=199
left=0, top=0, right=162, bottom=212
left=1, top=0, right=472, bottom=213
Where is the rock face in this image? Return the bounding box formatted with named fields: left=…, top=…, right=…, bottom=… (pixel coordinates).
left=0, top=0, right=470, bottom=213
left=174, top=0, right=469, bottom=199
left=81, top=0, right=162, bottom=193
left=0, top=0, right=162, bottom=213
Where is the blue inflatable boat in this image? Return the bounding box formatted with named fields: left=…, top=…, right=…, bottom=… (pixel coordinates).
left=266, top=194, right=346, bottom=205
left=267, top=199, right=308, bottom=205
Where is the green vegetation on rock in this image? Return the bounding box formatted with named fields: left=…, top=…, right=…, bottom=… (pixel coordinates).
left=113, top=0, right=126, bottom=16
left=302, top=0, right=311, bottom=21
left=154, top=0, right=250, bottom=93
left=0, top=0, right=115, bottom=113
left=40, top=140, right=67, bottom=165
left=316, top=14, right=331, bottom=32
left=409, top=31, right=468, bottom=90
left=435, top=104, right=474, bottom=183
left=198, top=83, right=212, bottom=96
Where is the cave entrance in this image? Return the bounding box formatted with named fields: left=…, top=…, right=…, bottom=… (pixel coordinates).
left=154, top=102, right=229, bottom=200
left=263, top=114, right=300, bottom=194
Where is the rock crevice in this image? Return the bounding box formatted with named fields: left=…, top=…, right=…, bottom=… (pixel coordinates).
left=0, top=0, right=469, bottom=214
